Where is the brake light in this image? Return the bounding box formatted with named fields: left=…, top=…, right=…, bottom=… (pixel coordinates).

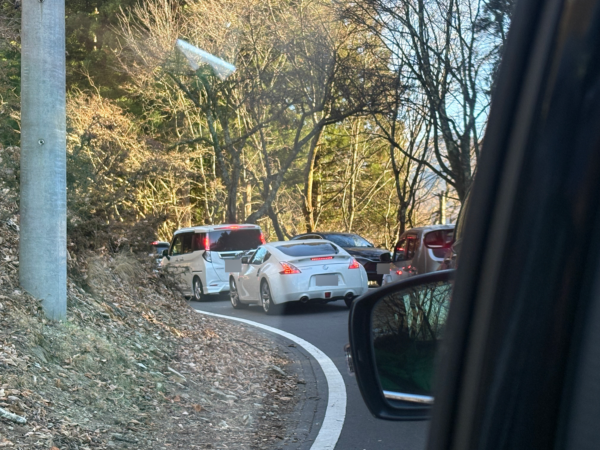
left=203, top=236, right=212, bottom=262
left=396, top=270, right=403, bottom=275
left=348, top=258, right=360, bottom=269
left=152, top=241, right=159, bottom=245
left=311, top=256, right=333, bottom=261
left=279, top=262, right=301, bottom=274
left=260, top=232, right=266, bottom=244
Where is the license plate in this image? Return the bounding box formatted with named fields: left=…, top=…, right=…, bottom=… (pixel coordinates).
left=377, top=263, right=391, bottom=274
left=315, top=274, right=338, bottom=286
left=224, top=259, right=242, bottom=273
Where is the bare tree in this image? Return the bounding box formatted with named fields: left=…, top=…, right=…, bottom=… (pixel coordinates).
left=344, top=0, right=499, bottom=202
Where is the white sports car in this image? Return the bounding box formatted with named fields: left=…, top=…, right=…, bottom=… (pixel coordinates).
left=229, top=240, right=369, bottom=314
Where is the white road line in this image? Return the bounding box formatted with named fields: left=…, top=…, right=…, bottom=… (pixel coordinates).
left=194, top=309, right=347, bottom=450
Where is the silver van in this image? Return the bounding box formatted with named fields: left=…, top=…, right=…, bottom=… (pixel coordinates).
left=381, top=224, right=455, bottom=286
left=161, top=224, right=265, bottom=301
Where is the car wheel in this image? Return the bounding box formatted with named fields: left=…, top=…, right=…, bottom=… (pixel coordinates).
left=261, top=281, right=281, bottom=315
left=229, top=278, right=248, bottom=309
left=344, top=297, right=354, bottom=308
left=191, top=276, right=207, bottom=302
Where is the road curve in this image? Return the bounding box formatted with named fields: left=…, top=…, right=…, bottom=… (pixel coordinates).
left=194, top=309, right=346, bottom=450
left=191, top=297, right=429, bottom=450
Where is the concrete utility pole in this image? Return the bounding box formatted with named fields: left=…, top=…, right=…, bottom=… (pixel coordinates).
left=20, top=0, right=67, bottom=320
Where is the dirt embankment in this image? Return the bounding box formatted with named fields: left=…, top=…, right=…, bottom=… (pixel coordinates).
left=0, top=185, right=301, bottom=448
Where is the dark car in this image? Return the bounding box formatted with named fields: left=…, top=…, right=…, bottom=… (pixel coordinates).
left=348, top=0, right=600, bottom=448
left=290, top=232, right=391, bottom=285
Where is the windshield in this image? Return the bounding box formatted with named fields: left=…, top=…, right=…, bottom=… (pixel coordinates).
left=208, top=229, right=263, bottom=252
left=324, top=234, right=373, bottom=248
left=5, top=0, right=511, bottom=445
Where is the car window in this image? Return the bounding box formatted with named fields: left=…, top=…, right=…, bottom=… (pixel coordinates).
left=394, top=239, right=407, bottom=261
left=424, top=230, right=454, bottom=258
left=208, top=229, right=263, bottom=251
left=405, top=237, right=419, bottom=260
left=250, top=246, right=268, bottom=264
left=277, top=242, right=340, bottom=257
left=323, top=234, right=371, bottom=247
left=181, top=233, right=194, bottom=254
left=351, top=235, right=374, bottom=247
left=154, top=245, right=169, bottom=255
left=170, top=235, right=183, bottom=256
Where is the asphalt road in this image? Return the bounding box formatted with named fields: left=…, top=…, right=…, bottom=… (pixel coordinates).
left=190, top=295, right=429, bottom=450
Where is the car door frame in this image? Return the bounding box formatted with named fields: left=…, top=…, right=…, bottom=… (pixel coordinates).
left=427, top=0, right=600, bottom=447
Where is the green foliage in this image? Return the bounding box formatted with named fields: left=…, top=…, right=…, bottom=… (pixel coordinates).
left=0, top=0, right=20, bottom=146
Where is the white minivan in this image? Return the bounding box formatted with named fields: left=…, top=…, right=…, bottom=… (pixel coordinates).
left=161, top=224, right=265, bottom=301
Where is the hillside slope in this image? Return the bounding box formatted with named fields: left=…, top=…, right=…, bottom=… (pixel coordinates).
left=0, top=149, right=300, bottom=449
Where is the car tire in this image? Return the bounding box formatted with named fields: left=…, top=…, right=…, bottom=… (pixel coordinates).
left=191, top=276, right=207, bottom=302
left=260, top=281, right=281, bottom=315
left=344, top=297, right=354, bottom=308
left=229, top=278, right=248, bottom=309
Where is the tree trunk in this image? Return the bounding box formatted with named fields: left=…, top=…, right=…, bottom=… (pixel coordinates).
left=199, top=148, right=213, bottom=224
left=267, top=205, right=285, bottom=241
left=347, top=119, right=361, bottom=231
left=20, top=0, right=67, bottom=320
left=244, top=182, right=252, bottom=221
left=302, top=130, right=322, bottom=232
left=439, top=190, right=447, bottom=224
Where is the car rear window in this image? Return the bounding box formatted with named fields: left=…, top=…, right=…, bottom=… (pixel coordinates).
left=277, top=242, right=339, bottom=257
left=208, top=229, right=263, bottom=252
left=153, top=244, right=169, bottom=255
left=424, top=230, right=454, bottom=258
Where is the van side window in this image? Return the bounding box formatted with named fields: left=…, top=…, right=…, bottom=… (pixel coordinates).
left=192, top=233, right=206, bottom=252
left=171, top=235, right=183, bottom=256
left=181, top=233, right=194, bottom=254
left=251, top=247, right=267, bottom=265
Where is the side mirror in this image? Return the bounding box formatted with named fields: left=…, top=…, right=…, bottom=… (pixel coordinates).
left=162, top=249, right=170, bottom=260
left=241, top=256, right=250, bottom=264
left=348, top=270, right=454, bottom=420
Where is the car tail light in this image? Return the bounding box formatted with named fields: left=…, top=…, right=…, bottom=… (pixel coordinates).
left=396, top=270, right=403, bottom=275
left=279, top=262, right=301, bottom=274
left=260, top=232, right=266, bottom=245
left=311, top=256, right=333, bottom=261
left=348, top=258, right=360, bottom=269
left=152, top=241, right=159, bottom=245
left=203, top=236, right=212, bottom=262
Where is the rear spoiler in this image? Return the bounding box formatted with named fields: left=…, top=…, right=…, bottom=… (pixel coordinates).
left=287, top=254, right=351, bottom=264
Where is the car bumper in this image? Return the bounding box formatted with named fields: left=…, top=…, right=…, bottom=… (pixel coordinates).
left=268, top=270, right=369, bottom=305
left=204, top=280, right=230, bottom=295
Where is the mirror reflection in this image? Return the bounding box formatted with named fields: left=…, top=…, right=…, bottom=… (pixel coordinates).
left=371, top=280, right=453, bottom=401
